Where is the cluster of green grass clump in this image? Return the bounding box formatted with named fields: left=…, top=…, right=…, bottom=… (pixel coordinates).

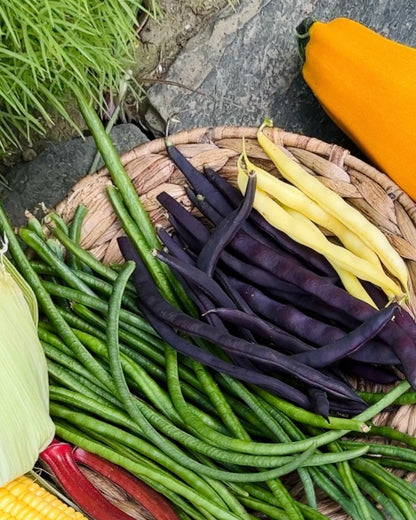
left=0, top=0, right=159, bottom=152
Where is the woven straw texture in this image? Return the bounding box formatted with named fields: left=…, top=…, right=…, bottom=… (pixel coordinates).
left=54, top=126, right=416, bottom=517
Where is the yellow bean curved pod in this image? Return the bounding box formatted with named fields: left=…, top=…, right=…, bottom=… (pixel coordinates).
left=237, top=169, right=402, bottom=298
left=241, top=151, right=382, bottom=270
left=257, top=127, right=409, bottom=292
left=285, top=205, right=377, bottom=307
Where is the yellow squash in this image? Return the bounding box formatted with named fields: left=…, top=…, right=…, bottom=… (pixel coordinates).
left=297, top=17, right=416, bottom=201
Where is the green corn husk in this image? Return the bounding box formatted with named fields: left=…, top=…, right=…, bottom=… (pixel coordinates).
left=0, top=242, right=54, bottom=486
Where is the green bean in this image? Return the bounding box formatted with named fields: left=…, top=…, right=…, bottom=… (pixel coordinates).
left=364, top=425, right=416, bottom=449
left=47, top=359, right=122, bottom=408
left=32, top=262, right=138, bottom=311
left=357, top=381, right=411, bottom=420
left=51, top=403, right=227, bottom=508
left=74, top=327, right=181, bottom=423
left=59, top=306, right=221, bottom=422
left=76, top=422, right=214, bottom=520
left=367, top=457, right=416, bottom=473
left=352, top=458, right=416, bottom=503
left=53, top=397, right=320, bottom=483
left=256, top=387, right=369, bottom=433
left=267, top=478, right=302, bottom=520
left=32, top=261, right=137, bottom=301
left=52, top=366, right=324, bottom=470
left=340, top=440, right=416, bottom=464
left=106, top=186, right=178, bottom=303
left=106, top=261, right=283, bottom=482
left=221, top=377, right=317, bottom=509
left=351, top=470, right=406, bottom=520
left=46, top=238, right=65, bottom=261
left=0, top=206, right=116, bottom=392
left=359, top=390, right=416, bottom=406
left=71, top=302, right=199, bottom=385
left=138, top=374, right=410, bottom=459
left=55, top=419, right=236, bottom=520
left=308, top=467, right=358, bottom=519
left=70, top=274, right=218, bottom=432
left=76, top=92, right=159, bottom=250
left=52, top=219, right=126, bottom=282
left=239, top=484, right=329, bottom=520
left=42, top=281, right=157, bottom=336
left=26, top=214, right=46, bottom=239
left=256, top=396, right=317, bottom=510
left=193, top=361, right=249, bottom=441
left=38, top=325, right=74, bottom=356
left=49, top=386, right=144, bottom=434
left=68, top=204, right=89, bottom=271
left=42, top=341, right=108, bottom=390
left=328, top=442, right=372, bottom=520
left=106, top=185, right=193, bottom=312
left=378, top=484, right=416, bottom=520
left=238, top=497, right=288, bottom=520
left=48, top=211, right=69, bottom=235
left=20, top=228, right=97, bottom=296
left=191, top=454, right=251, bottom=520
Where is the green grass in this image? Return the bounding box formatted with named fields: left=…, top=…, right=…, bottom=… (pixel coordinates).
left=0, top=0, right=160, bottom=152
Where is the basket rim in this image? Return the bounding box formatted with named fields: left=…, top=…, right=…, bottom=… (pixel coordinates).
left=109, top=125, right=416, bottom=225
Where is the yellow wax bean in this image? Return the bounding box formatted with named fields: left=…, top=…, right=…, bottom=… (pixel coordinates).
left=237, top=169, right=402, bottom=298
left=240, top=151, right=382, bottom=271
left=284, top=205, right=377, bottom=307
left=257, top=127, right=409, bottom=292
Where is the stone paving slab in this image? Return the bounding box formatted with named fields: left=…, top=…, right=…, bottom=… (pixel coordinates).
left=1, top=124, right=148, bottom=225
left=145, top=0, right=416, bottom=152
left=3, top=0, right=416, bottom=224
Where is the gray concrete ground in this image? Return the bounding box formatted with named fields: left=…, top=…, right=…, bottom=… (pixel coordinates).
left=2, top=0, right=416, bottom=224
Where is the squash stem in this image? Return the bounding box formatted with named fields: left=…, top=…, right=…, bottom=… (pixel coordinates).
left=296, top=17, right=315, bottom=62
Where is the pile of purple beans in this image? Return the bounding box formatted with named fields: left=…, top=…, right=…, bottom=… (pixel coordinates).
left=120, top=143, right=416, bottom=418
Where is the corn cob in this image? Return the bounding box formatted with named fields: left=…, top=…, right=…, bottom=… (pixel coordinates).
left=0, top=475, right=87, bottom=519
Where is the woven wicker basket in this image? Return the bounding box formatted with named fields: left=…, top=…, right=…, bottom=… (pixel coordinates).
left=54, top=126, right=416, bottom=518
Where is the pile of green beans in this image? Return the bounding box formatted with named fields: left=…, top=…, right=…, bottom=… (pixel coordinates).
left=1, top=197, right=415, bottom=520
left=1, top=95, right=416, bottom=520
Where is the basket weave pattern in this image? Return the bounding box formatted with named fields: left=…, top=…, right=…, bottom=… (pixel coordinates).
left=54, top=126, right=416, bottom=515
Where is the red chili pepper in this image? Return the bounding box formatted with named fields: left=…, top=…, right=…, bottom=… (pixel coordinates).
left=40, top=439, right=180, bottom=520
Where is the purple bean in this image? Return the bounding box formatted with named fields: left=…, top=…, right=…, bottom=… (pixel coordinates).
left=203, top=167, right=242, bottom=208
left=204, top=166, right=336, bottom=278
left=341, top=360, right=398, bottom=385
left=157, top=192, right=210, bottom=241
left=292, top=303, right=399, bottom=368
left=120, top=238, right=365, bottom=403
left=157, top=191, right=416, bottom=385
left=180, top=278, right=258, bottom=368
left=119, top=236, right=313, bottom=408
left=226, top=234, right=416, bottom=383
left=156, top=226, right=195, bottom=265
left=229, top=277, right=343, bottom=342
left=159, top=196, right=308, bottom=303
left=159, top=191, right=346, bottom=321
left=154, top=249, right=236, bottom=309
left=185, top=187, right=223, bottom=225
left=307, top=388, right=329, bottom=421
left=197, top=171, right=256, bottom=277
left=187, top=183, right=286, bottom=255
left=326, top=397, right=367, bottom=415
left=214, top=270, right=256, bottom=316
left=166, top=142, right=232, bottom=215
left=230, top=278, right=399, bottom=365
left=153, top=237, right=259, bottom=357
left=203, top=307, right=315, bottom=355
